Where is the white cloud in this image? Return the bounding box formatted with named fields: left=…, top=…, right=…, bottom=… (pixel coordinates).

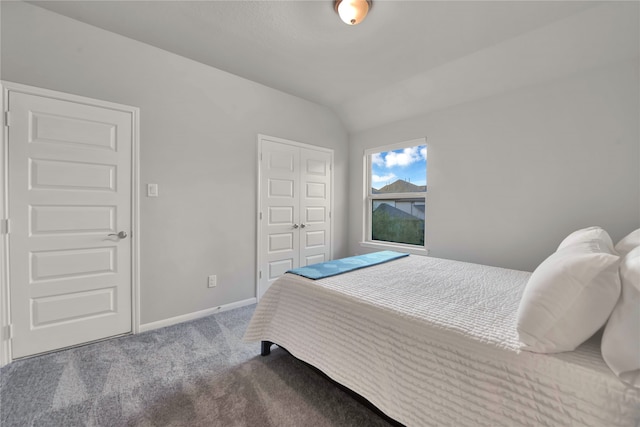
left=371, top=152, right=384, bottom=166
left=384, top=146, right=423, bottom=167
left=372, top=173, right=397, bottom=183
left=420, top=146, right=427, bottom=160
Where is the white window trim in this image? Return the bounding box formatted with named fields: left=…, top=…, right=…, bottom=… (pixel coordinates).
left=362, top=137, right=428, bottom=255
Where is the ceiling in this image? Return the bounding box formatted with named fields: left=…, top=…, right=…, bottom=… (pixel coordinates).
left=29, top=1, right=640, bottom=133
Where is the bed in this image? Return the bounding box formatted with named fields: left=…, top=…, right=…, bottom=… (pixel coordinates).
left=244, top=254, right=640, bottom=426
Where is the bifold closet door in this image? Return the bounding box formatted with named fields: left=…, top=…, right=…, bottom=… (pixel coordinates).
left=260, top=140, right=301, bottom=298
left=298, top=148, right=331, bottom=266
left=258, top=138, right=331, bottom=299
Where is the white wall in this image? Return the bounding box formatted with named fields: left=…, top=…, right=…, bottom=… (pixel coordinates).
left=349, top=59, right=640, bottom=272
left=1, top=1, right=349, bottom=325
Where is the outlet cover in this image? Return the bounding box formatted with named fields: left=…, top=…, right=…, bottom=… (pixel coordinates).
left=208, top=275, right=217, bottom=288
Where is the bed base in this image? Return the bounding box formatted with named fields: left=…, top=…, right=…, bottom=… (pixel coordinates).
left=258, top=340, right=405, bottom=426
left=261, top=340, right=273, bottom=356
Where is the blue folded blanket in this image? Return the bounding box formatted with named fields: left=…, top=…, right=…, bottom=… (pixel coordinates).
left=287, top=250, right=409, bottom=280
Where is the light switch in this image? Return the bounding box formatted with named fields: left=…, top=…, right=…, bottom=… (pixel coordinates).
left=147, top=183, right=159, bottom=197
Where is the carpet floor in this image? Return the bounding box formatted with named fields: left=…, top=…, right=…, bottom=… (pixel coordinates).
left=0, top=305, right=395, bottom=426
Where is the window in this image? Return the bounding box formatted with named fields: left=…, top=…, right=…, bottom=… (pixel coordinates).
left=364, top=139, right=427, bottom=251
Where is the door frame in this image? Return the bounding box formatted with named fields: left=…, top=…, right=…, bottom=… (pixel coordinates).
left=256, top=134, right=334, bottom=300
left=0, top=81, right=141, bottom=366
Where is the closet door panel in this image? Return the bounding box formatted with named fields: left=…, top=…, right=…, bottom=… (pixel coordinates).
left=258, top=137, right=333, bottom=299
left=299, top=148, right=332, bottom=267
left=259, top=141, right=300, bottom=298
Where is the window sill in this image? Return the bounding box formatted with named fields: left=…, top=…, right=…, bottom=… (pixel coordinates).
left=359, top=241, right=429, bottom=256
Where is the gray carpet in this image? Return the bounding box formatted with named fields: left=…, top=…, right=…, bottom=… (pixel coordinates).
left=0, top=305, right=395, bottom=426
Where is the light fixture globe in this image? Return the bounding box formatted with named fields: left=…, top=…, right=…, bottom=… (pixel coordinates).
left=334, top=0, right=371, bottom=25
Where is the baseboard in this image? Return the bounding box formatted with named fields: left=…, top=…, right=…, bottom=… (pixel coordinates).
left=139, top=298, right=257, bottom=333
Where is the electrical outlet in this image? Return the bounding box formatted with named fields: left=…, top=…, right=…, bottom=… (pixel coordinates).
left=208, top=275, right=217, bottom=288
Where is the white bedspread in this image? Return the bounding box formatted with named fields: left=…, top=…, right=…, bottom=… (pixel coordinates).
left=244, top=255, right=640, bottom=426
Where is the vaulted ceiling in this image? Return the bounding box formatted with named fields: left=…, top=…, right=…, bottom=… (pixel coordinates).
left=29, top=1, right=640, bottom=132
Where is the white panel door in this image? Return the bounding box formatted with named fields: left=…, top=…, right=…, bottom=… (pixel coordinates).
left=260, top=140, right=300, bottom=298
left=8, top=91, right=133, bottom=358
left=299, top=149, right=331, bottom=266
left=258, top=137, right=332, bottom=299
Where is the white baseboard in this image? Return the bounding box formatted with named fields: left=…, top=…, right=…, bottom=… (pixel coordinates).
left=139, top=298, right=257, bottom=333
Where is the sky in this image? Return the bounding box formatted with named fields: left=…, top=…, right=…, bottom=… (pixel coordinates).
left=371, top=144, right=427, bottom=189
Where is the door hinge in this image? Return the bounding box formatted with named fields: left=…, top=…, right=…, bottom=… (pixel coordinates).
left=5, top=324, right=13, bottom=340
left=0, top=219, right=8, bottom=234
left=259, top=212, right=262, bottom=220
left=3, top=111, right=9, bottom=127
left=260, top=152, right=263, bottom=161
left=259, top=270, right=262, bottom=279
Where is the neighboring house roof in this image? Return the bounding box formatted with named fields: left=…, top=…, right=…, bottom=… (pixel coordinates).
left=373, top=203, right=422, bottom=221
left=372, top=179, right=427, bottom=194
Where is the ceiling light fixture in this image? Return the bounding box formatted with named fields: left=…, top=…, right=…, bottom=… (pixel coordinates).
left=334, top=0, right=372, bottom=26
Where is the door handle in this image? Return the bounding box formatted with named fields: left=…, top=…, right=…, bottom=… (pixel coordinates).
left=108, top=231, right=128, bottom=239
left=300, top=223, right=306, bottom=228
left=292, top=224, right=299, bottom=229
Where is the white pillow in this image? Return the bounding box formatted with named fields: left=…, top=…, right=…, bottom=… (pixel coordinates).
left=557, top=226, right=615, bottom=253
left=517, top=239, right=621, bottom=353
left=614, top=228, right=640, bottom=257
left=602, top=245, right=640, bottom=387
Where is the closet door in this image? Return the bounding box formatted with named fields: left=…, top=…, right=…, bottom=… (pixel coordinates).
left=299, top=149, right=331, bottom=266
left=260, top=140, right=301, bottom=298
left=258, top=136, right=332, bottom=299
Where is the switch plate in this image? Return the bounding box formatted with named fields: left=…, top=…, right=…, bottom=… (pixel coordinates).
left=208, top=275, right=217, bottom=288
left=147, top=183, right=158, bottom=197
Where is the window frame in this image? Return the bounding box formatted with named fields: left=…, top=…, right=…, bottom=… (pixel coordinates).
left=362, top=138, right=428, bottom=255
